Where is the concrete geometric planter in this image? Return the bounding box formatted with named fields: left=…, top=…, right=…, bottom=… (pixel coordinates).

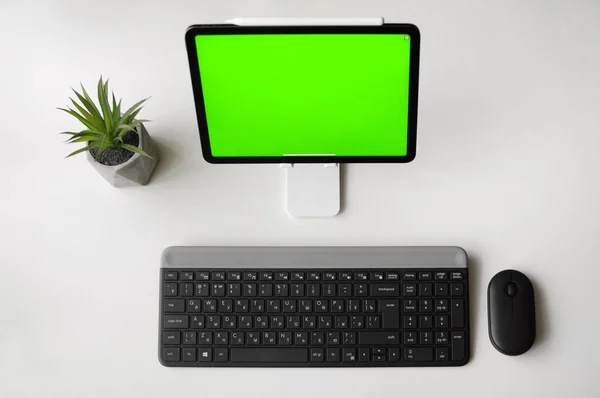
left=86, top=123, right=159, bottom=187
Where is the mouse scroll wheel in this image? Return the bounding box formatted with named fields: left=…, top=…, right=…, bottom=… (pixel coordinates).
left=506, top=282, right=517, bottom=297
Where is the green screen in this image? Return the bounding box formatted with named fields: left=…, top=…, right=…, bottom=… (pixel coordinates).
left=195, top=33, right=412, bottom=157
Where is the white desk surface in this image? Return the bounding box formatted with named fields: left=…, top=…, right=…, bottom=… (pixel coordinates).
left=1, top=0, right=599, bottom=397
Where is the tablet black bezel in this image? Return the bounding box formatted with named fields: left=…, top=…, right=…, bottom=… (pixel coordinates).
left=185, top=23, right=420, bottom=164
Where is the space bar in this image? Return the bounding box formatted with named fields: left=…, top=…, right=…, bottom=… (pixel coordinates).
left=231, top=348, right=308, bottom=363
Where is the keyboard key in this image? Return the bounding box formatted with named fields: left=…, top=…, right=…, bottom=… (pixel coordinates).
left=195, top=271, right=209, bottom=281
left=436, top=347, right=449, bottom=361
left=403, top=299, right=417, bottom=312
left=163, top=331, right=180, bottom=345
left=370, top=272, right=384, bottom=281
left=251, top=299, right=265, bottom=312
left=359, top=332, right=400, bottom=345
left=228, top=283, right=241, bottom=296
left=450, top=271, right=464, bottom=280
left=404, top=347, right=433, bottom=361
left=162, top=348, right=180, bottom=362
left=163, top=283, right=177, bottom=297
left=243, top=271, right=257, bottom=281
left=354, top=272, right=368, bottom=281
left=287, top=315, right=301, bottom=328
left=247, top=332, right=260, bottom=345
left=214, top=348, right=228, bottom=362
left=307, top=272, right=321, bottom=281
left=275, top=272, right=289, bottom=281
left=244, top=283, right=257, bottom=297
left=258, top=284, right=273, bottom=297
left=212, top=272, right=225, bottom=281
left=451, top=299, right=465, bottom=328
left=195, top=283, right=209, bottom=297
left=315, top=300, right=328, bottom=312
left=339, top=272, right=352, bottom=281
left=307, top=284, right=320, bottom=297
left=331, top=300, right=344, bottom=312
left=180, top=283, right=193, bottom=297
left=223, top=315, right=237, bottom=328
left=214, top=331, right=228, bottom=345
left=295, top=332, right=308, bottom=345
left=181, top=348, right=194, bottom=361
left=351, top=316, right=364, bottom=329
left=373, top=348, right=385, bottom=355
left=386, top=272, right=399, bottom=281
left=435, top=299, right=448, bottom=312
left=435, top=272, right=448, bottom=280
left=290, top=284, right=304, bottom=297
left=227, top=271, right=241, bottom=281
left=311, top=348, right=324, bottom=362
left=327, top=348, right=340, bottom=362
left=451, top=331, right=466, bottom=361
left=212, top=283, right=225, bottom=297
left=271, top=315, right=285, bottom=329
left=404, top=331, right=417, bottom=344
left=303, top=316, right=316, bottom=328
left=232, top=332, right=245, bottom=345
left=347, top=299, right=360, bottom=312
left=389, top=348, right=400, bottom=362
left=451, top=283, right=464, bottom=296
left=403, top=315, right=416, bottom=329
left=436, top=331, right=448, bottom=344
left=291, top=272, right=304, bottom=281
left=311, top=332, right=324, bottom=345
left=181, top=271, right=194, bottom=281
left=231, top=347, right=307, bottom=363
left=299, top=299, right=312, bottom=312
left=259, top=272, right=273, bottom=281
left=379, top=300, right=400, bottom=329
left=183, top=331, right=196, bottom=345
left=190, top=315, right=205, bottom=328
left=419, top=283, right=432, bottom=297
left=274, top=284, right=288, bottom=297
left=373, top=354, right=386, bottom=362
left=198, top=348, right=212, bottom=362
left=318, top=316, right=332, bottom=328
left=163, top=299, right=184, bottom=313
left=338, top=284, right=352, bottom=297
left=327, top=331, right=340, bottom=345
left=343, top=348, right=356, bottom=362
left=263, top=332, right=276, bottom=345
left=207, top=315, right=221, bottom=328
left=363, top=300, right=376, bottom=312
left=198, top=331, right=213, bottom=345
left=343, top=332, right=356, bottom=345
left=323, top=272, right=336, bottom=281
left=420, top=331, right=433, bottom=345
left=163, top=315, right=188, bottom=329
left=419, top=272, right=432, bottom=280
left=420, top=315, right=433, bottom=329
left=403, top=272, right=416, bottom=281
left=188, top=299, right=202, bottom=312
left=420, top=299, right=432, bottom=312
left=436, top=315, right=448, bottom=328
left=435, top=283, right=448, bottom=296
left=240, top=315, right=253, bottom=328
left=164, top=271, right=178, bottom=281
left=283, top=300, right=296, bottom=313
left=371, top=284, right=399, bottom=297
left=354, top=283, right=368, bottom=296
left=203, top=299, right=217, bottom=312
left=359, top=347, right=370, bottom=362
left=403, top=284, right=417, bottom=296
left=335, top=316, right=348, bottom=329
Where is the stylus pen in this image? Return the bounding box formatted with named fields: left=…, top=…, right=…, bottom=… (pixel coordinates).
left=225, top=17, right=384, bottom=26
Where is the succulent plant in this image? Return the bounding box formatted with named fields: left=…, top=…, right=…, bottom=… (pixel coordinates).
left=59, top=77, right=151, bottom=159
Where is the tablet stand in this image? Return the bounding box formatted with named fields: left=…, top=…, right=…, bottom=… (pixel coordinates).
left=280, top=163, right=340, bottom=217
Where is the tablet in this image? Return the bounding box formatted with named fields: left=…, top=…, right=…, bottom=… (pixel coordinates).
left=185, top=24, right=420, bottom=164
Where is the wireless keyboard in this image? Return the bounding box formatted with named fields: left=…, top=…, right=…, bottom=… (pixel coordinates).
left=159, top=246, right=470, bottom=367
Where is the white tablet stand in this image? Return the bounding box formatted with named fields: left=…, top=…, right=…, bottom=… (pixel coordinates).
left=227, top=17, right=384, bottom=217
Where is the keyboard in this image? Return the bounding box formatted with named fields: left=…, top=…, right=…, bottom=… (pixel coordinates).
left=159, top=246, right=470, bottom=367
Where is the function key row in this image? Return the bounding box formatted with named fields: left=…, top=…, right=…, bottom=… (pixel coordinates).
left=165, top=270, right=464, bottom=282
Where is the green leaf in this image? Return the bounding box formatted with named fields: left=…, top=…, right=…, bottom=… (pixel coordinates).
left=97, top=77, right=113, bottom=134
left=68, top=135, right=101, bottom=143
left=69, top=98, right=105, bottom=132
left=117, top=98, right=148, bottom=127
left=111, top=93, right=121, bottom=127
left=58, top=107, right=98, bottom=131
left=121, top=143, right=152, bottom=159
left=71, top=88, right=105, bottom=131
left=65, top=142, right=101, bottom=158
left=80, top=83, right=102, bottom=119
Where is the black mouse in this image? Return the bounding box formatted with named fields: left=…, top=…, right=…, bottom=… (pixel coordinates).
left=488, top=269, right=536, bottom=355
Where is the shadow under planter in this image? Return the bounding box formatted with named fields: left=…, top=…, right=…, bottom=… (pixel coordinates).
left=86, top=124, right=159, bottom=187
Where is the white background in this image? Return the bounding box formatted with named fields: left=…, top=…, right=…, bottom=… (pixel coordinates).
left=1, top=0, right=599, bottom=397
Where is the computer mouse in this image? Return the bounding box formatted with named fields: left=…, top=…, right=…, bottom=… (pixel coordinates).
left=487, top=269, right=536, bottom=355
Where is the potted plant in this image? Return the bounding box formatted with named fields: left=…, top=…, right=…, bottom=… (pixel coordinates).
left=59, top=77, right=159, bottom=187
